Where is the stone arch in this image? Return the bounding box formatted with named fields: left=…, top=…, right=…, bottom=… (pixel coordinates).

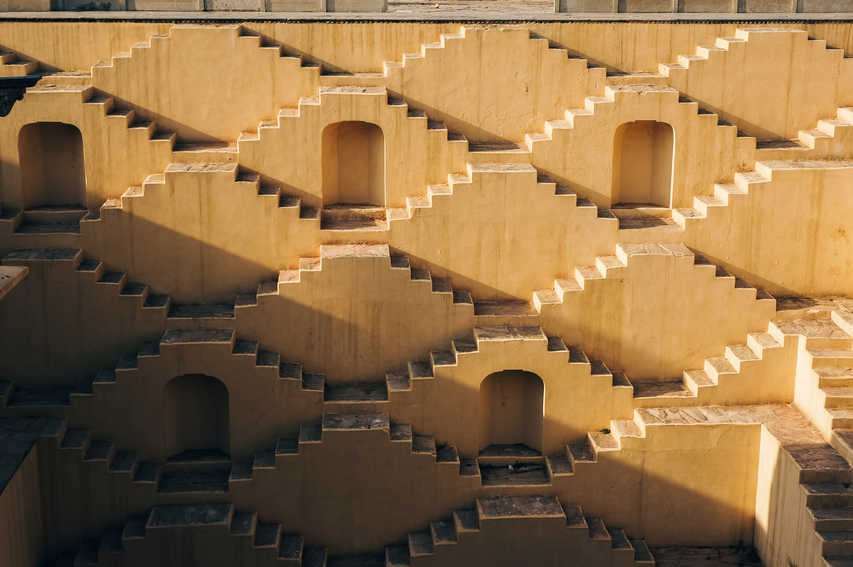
left=611, top=120, right=674, bottom=207
left=18, top=121, right=86, bottom=208
left=479, top=370, right=545, bottom=453
left=322, top=120, right=385, bottom=206
left=162, top=374, right=230, bottom=458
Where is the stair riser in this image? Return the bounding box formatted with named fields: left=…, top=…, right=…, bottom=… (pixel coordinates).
left=807, top=338, right=853, bottom=350
left=831, top=417, right=853, bottom=431
left=814, top=518, right=853, bottom=531
left=821, top=378, right=853, bottom=388
left=160, top=461, right=231, bottom=474
left=703, top=362, right=734, bottom=380
left=825, top=397, right=853, bottom=409
left=803, top=470, right=853, bottom=485
left=323, top=401, right=390, bottom=414
left=821, top=539, right=853, bottom=556
left=473, top=314, right=541, bottom=327
left=22, top=210, right=88, bottom=225
left=808, top=495, right=853, bottom=508
left=812, top=356, right=853, bottom=369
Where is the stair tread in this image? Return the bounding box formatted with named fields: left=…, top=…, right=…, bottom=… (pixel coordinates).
left=323, top=413, right=389, bottom=431
left=148, top=503, right=231, bottom=527
left=478, top=495, right=563, bottom=518
left=324, top=382, right=388, bottom=402
left=158, top=469, right=230, bottom=493
left=633, top=380, right=691, bottom=398
left=480, top=462, right=549, bottom=486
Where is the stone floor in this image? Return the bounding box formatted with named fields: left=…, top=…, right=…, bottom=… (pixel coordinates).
left=652, top=546, right=763, bottom=566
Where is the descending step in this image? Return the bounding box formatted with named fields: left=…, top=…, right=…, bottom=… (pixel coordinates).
left=12, top=205, right=88, bottom=234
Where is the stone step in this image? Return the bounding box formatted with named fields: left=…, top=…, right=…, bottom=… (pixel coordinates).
left=167, top=303, right=235, bottom=320
left=324, top=382, right=389, bottom=403
left=278, top=533, right=304, bottom=563
left=631, top=538, right=655, bottom=565
left=323, top=412, right=390, bottom=432
left=8, top=384, right=76, bottom=407
left=810, top=350, right=853, bottom=369
left=21, top=205, right=88, bottom=225
left=320, top=205, right=388, bottom=231
left=568, top=437, right=596, bottom=464
left=546, top=453, right=573, bottom=477
left=817, top=368, right=853, bottom=388
left=829, top=410, right=853, bottom=430
left=430, top=518, right=457, bottom=547
left=478, top=443, right=542, bottom=463
left=812, top=508, right=853, bottom=531
left=148, top=502, right=232, bottom=528
left=824, top=387, right=853, bottom=409
left=477, top=495, right=564, bottom=520
left=478, top=462, right=550, bottom=486
left=803, top=483, right=853, bottom=508
left=160, top=328, right=235, bottom=345
left=229, top=510, right=257, bottom=536
left=818, top=530, right=853, bottom=556
left=132, top=461, right=163, bottom=483
left=157, top=469, right=230, bottom=494
left=253, top=521, right=282, bottom=549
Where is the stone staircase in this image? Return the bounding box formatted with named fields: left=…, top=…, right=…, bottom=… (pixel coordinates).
left=0, top=328, right=322, bottom=418
left=532, top=241, right=773, bottom=316
left=1, top=325, right=626, bottom=484
left=394, top=494, right=655, bottom=567
left=658, top=29, right=852, bottom=149
left=39, top=25, right=322, bottom=139
left=386, top=163, right=617, bottom=231
left=672, top=159, right=853, bottom=230
left=54, top=427, right=234, bottom=499
left=241, top=413, right=460, bottom=485
left=48, top=502, right=326, bottom=567
left=2, top=246, right=169, bottom=316
left=532, top=241, right=777, bottom=388
left=587, top=28, right=853, bottom=161
left=48, top=495, right=655, bottom=567
left=0, top=243, right=472, bottom=337
left=628, top=316, right=803, bottom=408
left=573, top=402, right=853, bottom=567
left=783, top=311, right=853, bottom=440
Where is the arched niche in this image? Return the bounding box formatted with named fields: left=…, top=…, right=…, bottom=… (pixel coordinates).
left=163, top=374, right=230, bottom=459
left=322, top=120, right=385, bottom=206
left=18, top=121, right=86, bottom=208
left=479, top=370, right=544, bottom=454
left=612, top=120, right=674, bottom=207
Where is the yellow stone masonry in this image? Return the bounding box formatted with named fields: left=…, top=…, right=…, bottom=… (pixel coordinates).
left=2, top=20, right=853, bottom=567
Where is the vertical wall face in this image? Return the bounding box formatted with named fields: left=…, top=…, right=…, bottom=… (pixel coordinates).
left=479, top=370, right=545, bottom=452
left=18, top=122, right=85, bottom=208
left=612, top=120, right=674, bottom=206
left=322, top=121, right=385, bottom=206
left=0, top=448, right=44, bottom=567
left=163, top=374, right=230, bottom=458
